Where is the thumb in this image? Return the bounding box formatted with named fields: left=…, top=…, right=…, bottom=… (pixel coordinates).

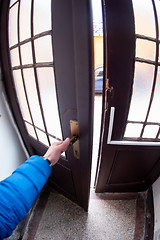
left=60, top=137, right=70, bottom=152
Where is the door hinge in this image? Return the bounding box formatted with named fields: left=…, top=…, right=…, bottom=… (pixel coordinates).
left=70, top=120, right=80, bottom=159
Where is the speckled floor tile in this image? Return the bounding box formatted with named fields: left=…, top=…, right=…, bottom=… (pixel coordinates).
left=34, top=190, right=136, bottom=240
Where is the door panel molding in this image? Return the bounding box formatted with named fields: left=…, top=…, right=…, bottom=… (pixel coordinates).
left=108, top=107, right=160, bottom=146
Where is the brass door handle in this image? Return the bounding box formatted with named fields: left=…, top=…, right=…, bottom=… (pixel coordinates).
left=70, top=135, right=79, bottom=145
left=70, top=120, right=80, bottom=159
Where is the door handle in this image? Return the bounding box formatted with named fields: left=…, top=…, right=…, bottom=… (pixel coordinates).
left=70, top=120, right=80, bottom=159
left=70, top=135, right=79, bottom=145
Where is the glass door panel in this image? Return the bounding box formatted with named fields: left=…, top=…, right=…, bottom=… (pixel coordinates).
left=37, top=67, right=62, bottom=140
left=124, top=0, right=160, bottom=141
left=20, top=42, right=33, bottom=65
left=34, top=36, right=53, bottom=62
left=132, top=0, right=156, bottom=37
left=10, top=48, right=20, bottom=67
left=13, top=70, right=32, bottom=123
left=127, top=62, right=154, bottom=122
left=8, top=0, right=63, bottom=147
left=19, top=0, right=32, bottom=41
left=33, top=0, right=52, bottom=35
left=23, top=68, right=45, bottom=130
left=9, top=2, right=18, bottom=47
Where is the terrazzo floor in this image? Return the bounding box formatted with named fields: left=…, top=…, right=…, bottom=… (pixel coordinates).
left=30, top=189, right=137, bottom=240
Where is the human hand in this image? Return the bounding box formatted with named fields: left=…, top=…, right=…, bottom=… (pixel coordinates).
left=43, top=138, right=70, bottom=167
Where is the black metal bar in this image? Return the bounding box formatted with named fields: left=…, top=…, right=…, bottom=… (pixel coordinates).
left=135, top=57, right=160, bottom=66
left=9, top=0, right=19, bottom=9
left=12, top=62, right=53, bottom=70
left=136, top=33, right=160, bottom=43
left=139, top=0, right=159, bottom=138
left=127, top=120, right=160, bottom=126
left=10, top=30, right=52, bottom=50
left=16, top=0, right=39, bottom=140
left=24, top=120, right=62, bottom=142
left=31, top=0, right=51, bottom=146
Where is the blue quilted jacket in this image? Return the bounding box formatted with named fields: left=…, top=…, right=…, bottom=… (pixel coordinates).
left=0, top=155, right=52, bottom=239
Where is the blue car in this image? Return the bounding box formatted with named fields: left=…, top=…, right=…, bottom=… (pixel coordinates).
left=95, top=65, right=103, bottom=93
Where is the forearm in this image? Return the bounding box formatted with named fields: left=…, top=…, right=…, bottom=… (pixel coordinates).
left=0, top=155, right=52, bottom=239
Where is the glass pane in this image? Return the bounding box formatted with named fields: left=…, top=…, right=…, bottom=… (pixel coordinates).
left=124, top=123, right=143, bottom=138
left=9, top=3, right=18, bottom=47
left=21, top=42, right=33, bottom=65
left=33, top=0, right=51, bottom=35
left=25, top=122, right=37, bottom=139
left=10, top=0, right=18, bottom=7
left=37, top=68, right=62, bottom=139
left=148, top=67, right=160, bottom=122
left=136, top=39, right=156, bottom=61
left=155, top=0, right=160, bottom=35
left=127, top=62, right=154, bottom=121
left=34, top=36, right=53, bottom=63
left=142, top=125, right=159, bottom=138
left=132, top=0, right=156, bottom=38
left=23, top=68, right=45, bottom=130
left=10, top=48, right=20, bottom=67
left=13, top=70, right=32, bottom=123
left=36, top=129, right=49, bottom=147
left=20, top=0, right=31, bottom=41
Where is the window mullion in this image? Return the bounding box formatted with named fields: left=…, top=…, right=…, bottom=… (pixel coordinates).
left=17, top=0, right=39, bottom=140
left=30, top=0, right=51, bottom=146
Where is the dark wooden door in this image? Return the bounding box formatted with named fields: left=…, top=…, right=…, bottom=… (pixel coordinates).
left=0, top=0, right=94, bottom=210
left=95, top=0, right=160, bottom=193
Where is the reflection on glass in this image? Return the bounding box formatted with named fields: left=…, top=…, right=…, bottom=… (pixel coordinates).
left=148, top=67, right=160, bottom=122
left=20, top=0, right=31, bottom=42
left=36, top=129, right=49, bottom=147
left=9, top=3, right=18, bottom=47
left=136, top=39, right=155, bottom=61
left=37, top=68, right=62, bottom=139
left=13, top=70, right=32, bottom=123
left=25, top=122, right=37, bottom=139
left=21, top=42, right=33, bottom=65
left=124, top=123, right=143, bottom=138
left=142, top=125, right=159, bottom=138
left=132, top=0, right=155, bottom=38
left=128, top=62, right=154, bottom=121
left=33, top=0, right=51, bottom=35
left=34, top=36, right=53, bottom=62
left=23, top=68, right=45, bottom=130
left=10, top=48, right=20, bottom=67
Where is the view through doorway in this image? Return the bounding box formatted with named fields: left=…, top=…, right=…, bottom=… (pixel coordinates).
left=91, top=0, right=103, bottom=189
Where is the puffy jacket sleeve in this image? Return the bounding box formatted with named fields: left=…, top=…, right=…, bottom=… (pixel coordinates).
left=0, top=155, right=52, bottom=239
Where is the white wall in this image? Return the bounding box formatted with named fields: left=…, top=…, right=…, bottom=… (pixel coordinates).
left=153, top=177, right=160, bottom=240
left=0, top=79, right=28, bottom=181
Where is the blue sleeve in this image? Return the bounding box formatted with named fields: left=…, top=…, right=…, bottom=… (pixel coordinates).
left=0, top=155, right=52, bottom=239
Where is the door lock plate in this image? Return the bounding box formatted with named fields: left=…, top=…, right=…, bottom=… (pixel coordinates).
left=70, top=120, right=80, bottom=159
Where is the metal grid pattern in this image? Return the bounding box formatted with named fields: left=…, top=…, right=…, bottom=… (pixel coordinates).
left=9, top=0, right=62, bottom=147
left=124, top=0, right=160, bottom=141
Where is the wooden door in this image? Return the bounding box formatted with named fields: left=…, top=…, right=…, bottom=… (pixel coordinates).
left=0, top=0, right=94, bottom=210
left=95, top=0, right=160, bottom=193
